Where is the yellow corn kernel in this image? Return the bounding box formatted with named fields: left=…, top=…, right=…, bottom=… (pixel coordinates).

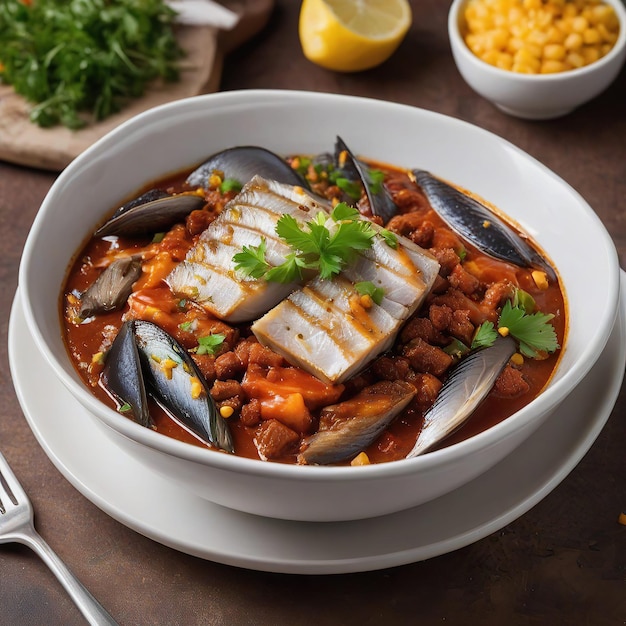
left=566, top=51, right=586, bottom=67
left=498, top=326, right=510, bottom=337
left=571, top=15, right=589, bottom=32
left=160, top=358, right=178, bottom=380
left=541, top=59, right=565, bottom=72
left=219, top=405, right=234, bottom=418
left=208, top=173, right=223, bottom=189
left=582, top=46, right=601, bottom=64
left=91, top=351, right=105, bottom=365
left=544, top=43, right=566, bottom=60
left=532, top=270, right=549, bottom=290
left=582, top=27, right=601, bottom=44
left=189, top=377, right=203, bottom=400
left=359, top=294, right=374, bottom=309
left=564, top=32, right=584, bottom=50
left=511, top=353, right=525, bottom=366
left=351, top=452, right=371, bottom=466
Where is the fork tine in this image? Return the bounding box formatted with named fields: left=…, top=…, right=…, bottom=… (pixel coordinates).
left=0, top=452, right=22, bottom=512
left=0, top=449, right=119, bottom=625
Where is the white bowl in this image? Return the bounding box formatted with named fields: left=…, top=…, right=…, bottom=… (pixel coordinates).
left=448, top=0, right=626, bottom=120
left=19, top=90, right=621, bottom=521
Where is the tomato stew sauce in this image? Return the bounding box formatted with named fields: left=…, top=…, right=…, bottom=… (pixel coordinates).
left=62, top=158, right=566, bottom=465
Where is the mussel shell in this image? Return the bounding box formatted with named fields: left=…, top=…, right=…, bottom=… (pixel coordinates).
left=133, top=320, right=234, bottom=453
left=94, top=191, right=206, bottom=238
left=298, top=380, right=416, bottom=465
left=101, top=320, right=153, bottom=428
left=79, top=256, right=142, bottom=318
left=406, top=335, right=516, bottom=458
left=412, top=169, right=556, bottom=280
left=186, top=146, right=309, bottom=190
left=334, top=136, right=398, bottom=223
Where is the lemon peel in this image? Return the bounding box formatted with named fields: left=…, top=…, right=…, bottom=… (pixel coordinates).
left=299, top=0, right=412, bottom=72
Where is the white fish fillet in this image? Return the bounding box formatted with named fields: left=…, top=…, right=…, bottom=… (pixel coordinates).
left=166, top=176, right=329, bottom=322
left=252, top=230, right=440, bottom=384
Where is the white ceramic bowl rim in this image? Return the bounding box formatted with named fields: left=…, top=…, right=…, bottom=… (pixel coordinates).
left=449, top=0, right=626, bottom=82
left=19, top=90, right=621, bottom=483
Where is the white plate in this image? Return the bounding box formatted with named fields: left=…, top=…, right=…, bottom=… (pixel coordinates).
left=8, top=278, right=626, bottom=575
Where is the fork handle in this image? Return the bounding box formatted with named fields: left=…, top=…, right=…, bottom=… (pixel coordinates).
left=16, top=528, right=119, bottom=626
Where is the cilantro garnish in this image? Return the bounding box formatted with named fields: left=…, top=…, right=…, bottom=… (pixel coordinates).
left=220, top=178, right=243, bottom=194
left=233, top=202, right=378, bottom=283
left=368, top=169, right=385, bottom=194
left=498, top=300, right=559, bottom=358
left=355, top=281, right=384, bottom=305
left=379, top=228, right=398, bottom=249
left=472, top=300, right=559, bottom=358
left=471, top=321, right=497, bottom=349
left=232, top=239, right=270, bottom=279
left=0, top=0, right=183, bottom=129
left=196, top=334, right=226, bottom=356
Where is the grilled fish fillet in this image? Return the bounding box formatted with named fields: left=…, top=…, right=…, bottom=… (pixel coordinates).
left=166, top=176, right=328, bottom=322
left=252, top=228, right=440, bottom=384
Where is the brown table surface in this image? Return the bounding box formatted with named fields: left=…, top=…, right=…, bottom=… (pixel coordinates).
left=1, top=1, right=625, bottom=624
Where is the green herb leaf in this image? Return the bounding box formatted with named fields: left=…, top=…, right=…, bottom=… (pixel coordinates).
left=0, top=0, right=183, bottom=129
left=444, top=338, right=470, bottom=358
left=232, top=239, right=270, bottom=278
left=118, top=403, right=132, bottom=413
left=335, top=177, right=362, bottom=200
left=512, top=288, right=536, bottom=313
left=196, top=333, right=226, bottom=356
left=472, top=321, right=498, bottom=349
left=265, top=253, right=308, bottom=283
left=379, top=228, right=398, bottom=249
left=367, top=169, right=385, bottom=194
left=499, top=300, right=559, bottom=358
left=354, top=281, right=384, bottom=305
left=219, top=178, right=243, bottom=194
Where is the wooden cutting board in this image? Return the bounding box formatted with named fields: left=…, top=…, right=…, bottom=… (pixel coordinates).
left=0, top=0, right=274, bottom=171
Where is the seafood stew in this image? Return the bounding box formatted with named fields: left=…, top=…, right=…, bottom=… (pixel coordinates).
left=62, top=140, right=565, bottom=466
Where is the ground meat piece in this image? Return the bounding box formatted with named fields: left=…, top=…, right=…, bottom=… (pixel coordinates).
left=402, top=337, right=453, bottom=377
left=255, top=419, right=300, bottom=460
left=405, top=372, right=443, bottom=410
left=217, top=396, right=243, bottom=415
left=430, top=247, right=460, bottom=277
left=214, top=351, right=245, bottom=380
left=400, top=316, right=445, bottom=345
left=388, top=187, right=431, bottom=213
left=494, top=365, right=530, bottom=397
left=185, top=208, right=214, bottom=236
left=210, top=379, right=243, bottom=401
left=449, top=309, right=475, bottom=346
left=248, top=341, right=285, bottom=368
left=240, top=398, right=262, bottom=427
left=482, top=280, right=515, bottom=311
left=233, top=336, right=256, bottom=367
left=430, top=289, right=496, bottom=326
left=370, top=356, right=411, bottom=381
left=429, top=304, right=453, bottom=332
left=448, top=263, right=480, bottom=296
left=191, top=354, right=216, bottom=382
left=386, top=211, right=425, bottom=237
left=409, top=220, right=435, bottom=248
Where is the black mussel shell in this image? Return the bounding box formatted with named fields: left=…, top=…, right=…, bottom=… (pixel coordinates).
left=406, top=336, right=517, bottom=458
left=95, top=190, right=205, bottom=238
left=186, top=146, right=309, bottom=190
left=101, top=320, right=153, bottom=428
left=334, top=136, right=398, bottom=223
left=79, top=256, right=142, bottom=318
left=298, top=381, right=415, bottom=465
left=413, top=169, right=556, bottom=280
left=133, top=320, right=234, bottom=453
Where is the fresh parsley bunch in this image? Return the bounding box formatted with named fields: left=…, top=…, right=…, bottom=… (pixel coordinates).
left=0, top=0, right=183, bottom=129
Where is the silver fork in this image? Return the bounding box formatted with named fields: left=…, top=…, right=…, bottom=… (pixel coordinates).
left=0, top=450, right=118, bottom=626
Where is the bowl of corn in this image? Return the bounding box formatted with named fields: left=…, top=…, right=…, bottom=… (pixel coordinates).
left=448, top=0, right=626, bottom=119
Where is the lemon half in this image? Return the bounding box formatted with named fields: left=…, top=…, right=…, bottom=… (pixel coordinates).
left=299, top=0, right=412, bottom=72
